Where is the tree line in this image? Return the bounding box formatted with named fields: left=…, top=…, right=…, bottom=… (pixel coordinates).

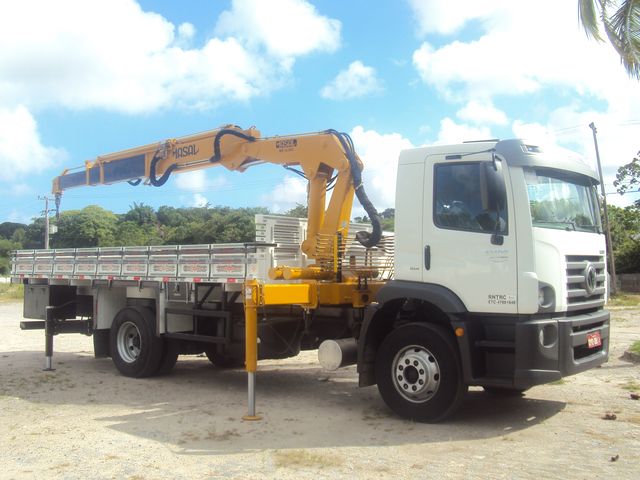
left=0, top=203, right=396, bottom=274
left=1, top=200, right=639, bottom=274
left=0, top=203, right=268, bottom=273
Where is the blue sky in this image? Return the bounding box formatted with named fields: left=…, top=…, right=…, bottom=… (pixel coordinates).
left=1, top=0, right=638, bottom=225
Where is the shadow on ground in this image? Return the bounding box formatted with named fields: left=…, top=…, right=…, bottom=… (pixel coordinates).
left=0, top=350, right=566, bottom=454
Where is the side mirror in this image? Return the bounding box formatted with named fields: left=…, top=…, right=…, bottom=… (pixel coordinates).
left=483, top=160, right=507, bottom=212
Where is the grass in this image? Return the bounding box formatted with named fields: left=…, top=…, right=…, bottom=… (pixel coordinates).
left=273, top=450, right=344, bottom=470
left=0, top=283, right=23, bottom=302
left=608, top=292, right=640, bottom=308
left=629, top=340, right=640, bottom=356
left=550, top=379, right=568, bottom=385
left=621, top=379, right=640, bottom=392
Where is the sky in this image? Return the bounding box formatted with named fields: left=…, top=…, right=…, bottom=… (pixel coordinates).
left=0, top=0, right=639, bottom=225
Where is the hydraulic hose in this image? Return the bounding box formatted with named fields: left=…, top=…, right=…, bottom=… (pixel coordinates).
left=325, top=129, right=382, bottom=248
left=148, top=128, right=258, bottom=187
left=149, top=152, right=178, bottom=187
left=211, top=129, right=257, bottom=163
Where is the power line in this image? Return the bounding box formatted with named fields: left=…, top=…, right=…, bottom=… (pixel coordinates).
left=551, top=120, right=640, bottom=135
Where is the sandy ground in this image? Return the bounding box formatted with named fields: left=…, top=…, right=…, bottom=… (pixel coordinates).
left=0, top=302, right=638, bottom=480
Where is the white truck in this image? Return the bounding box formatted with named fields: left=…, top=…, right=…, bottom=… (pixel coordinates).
left=12, top=127, right=609, bottom=422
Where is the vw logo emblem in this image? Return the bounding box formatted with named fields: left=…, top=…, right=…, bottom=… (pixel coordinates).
left=584, top=262, right=597, bottom=295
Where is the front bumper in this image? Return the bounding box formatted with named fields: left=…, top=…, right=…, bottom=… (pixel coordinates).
left=512, top=309, right=609, bottom=389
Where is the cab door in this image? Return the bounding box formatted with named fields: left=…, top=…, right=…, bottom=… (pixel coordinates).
left=422, top=155, right=518, bottom=314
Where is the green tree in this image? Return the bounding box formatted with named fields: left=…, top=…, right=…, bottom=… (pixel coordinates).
left=22, top=218, right=46, bottom=249
left=354, top=208, right=394, bottom=231
left=0, top=222, right=27, bottom=240
left=53, top=205, right=118, bottom=247
left=284, top=203, right=308, bottom=218
left=0, top=238, right=20, bottom=274
left=116, top=221, right=151, bottom=246
left=11, top=228, right=26, bottom=246
left=614, top=150, right=640, bottom=202
left=579, top=0, right=640, bottom=79
left=608, top=204, right=640, bottom=272
left=123, top=202, right=157, bottom=226
left=380, top=208, right=395, bottom=231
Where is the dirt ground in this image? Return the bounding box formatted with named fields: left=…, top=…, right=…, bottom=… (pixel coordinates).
left=0, top=302, right=638, bottom=480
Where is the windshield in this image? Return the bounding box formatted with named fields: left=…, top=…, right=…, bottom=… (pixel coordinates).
left=525, top=168, right=601, bottom=233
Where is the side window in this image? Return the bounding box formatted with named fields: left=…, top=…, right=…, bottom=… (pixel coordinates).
left=434, top=162, right=508, bottom=234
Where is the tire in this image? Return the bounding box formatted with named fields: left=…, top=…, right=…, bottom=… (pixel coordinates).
left=155, top=339, right=180, bottom=376
left=375, top=322, right=467, bottom=422
left=110, top=306, right=163, bottom=378
left=483, top=386, right=528, bottom=396
left=205, top=347, right=244, bottom=369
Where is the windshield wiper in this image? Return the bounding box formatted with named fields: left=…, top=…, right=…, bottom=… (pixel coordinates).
left=574, top=222, right=599, bottom=233
left=535, top=220, right=576, bottom=231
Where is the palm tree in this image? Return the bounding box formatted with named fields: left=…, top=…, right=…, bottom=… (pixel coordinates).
left=578, top=0, right=640, bottom=79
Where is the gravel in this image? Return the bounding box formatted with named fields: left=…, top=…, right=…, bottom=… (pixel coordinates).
left=1, top=302, right=639, bottom=479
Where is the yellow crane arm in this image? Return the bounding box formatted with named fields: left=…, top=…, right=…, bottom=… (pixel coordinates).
left=52, top=125, right=381, bottom=258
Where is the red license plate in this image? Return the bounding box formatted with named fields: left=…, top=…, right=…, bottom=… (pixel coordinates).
left=587, top=331, right=602, bottom=349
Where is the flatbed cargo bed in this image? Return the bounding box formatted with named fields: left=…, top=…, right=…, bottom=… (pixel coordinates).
left=11, top=215, right=394, bottom=285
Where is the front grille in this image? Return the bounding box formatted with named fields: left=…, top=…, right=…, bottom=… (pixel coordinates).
left=565, top=255, right=606, bottom=312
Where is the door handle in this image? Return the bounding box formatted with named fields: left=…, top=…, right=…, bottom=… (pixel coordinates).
left=424, top=245, right=431, bottom=270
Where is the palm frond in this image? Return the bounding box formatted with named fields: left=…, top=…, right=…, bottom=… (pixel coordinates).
left=579, top=0, right=605, bottom=40
left=604, top=0, right=640, bottom=79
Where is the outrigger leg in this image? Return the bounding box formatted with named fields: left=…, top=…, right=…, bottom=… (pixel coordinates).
left=242, top=279, right=262, bottom=421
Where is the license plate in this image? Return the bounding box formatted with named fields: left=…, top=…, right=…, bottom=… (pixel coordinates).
left=587, top=331, right=602, bottom=349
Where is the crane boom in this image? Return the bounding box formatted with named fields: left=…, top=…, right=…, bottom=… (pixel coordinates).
left=52, top=125, right=382, bottom=259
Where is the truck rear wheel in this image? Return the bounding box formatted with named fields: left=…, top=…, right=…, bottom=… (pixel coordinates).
left=110, top=307, right=163, bottom=378
left=155, top=340, right=179, bottom=376
left=375, top=323, right=467, bottom=422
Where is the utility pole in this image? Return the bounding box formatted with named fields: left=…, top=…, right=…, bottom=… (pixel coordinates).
left=588, top=122, right=617, bottom=295
left=39, top=195, right=55, bottom=249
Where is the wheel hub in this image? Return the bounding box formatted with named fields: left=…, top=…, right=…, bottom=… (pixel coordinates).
left=392, top=345, right=440, bottom=403
left=117, top=321, right=142, bottom=363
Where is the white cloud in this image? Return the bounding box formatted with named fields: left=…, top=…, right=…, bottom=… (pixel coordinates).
left=320, top=61, right=382, bottom=100
left=409, top=0, right=640, bottom=207
left=511, top=113, right=640, bottom=207
left=511, top=120, right=557, bottom=147
left=457, top=101, right=508, bottom=125
left=178, top=193, right=210, bottom=208
left=0, top=0, right=341, bottom=113
left=215, top=0, right=341, bottom=58
left=7, top=209, right=34, bottom=224
left=178, top=22, right=196, bottom=41
left=175, top=170, right=207, bottom=191
left=10, top=184, right=33, bottom=196
left=174, top=170, right=229, bottom=192
left=435, top=118, right=492, bottom=145
left=190, top=193, right=209, bottom=208
left=262, top=176, right=307, bottom=212
left=407, top=0, right=505, bottom=36
left=411, top=1, right=638, bottom=104
left=0, top=106, right=67, bottom=181
left=350, top=126, right=414, bottom=209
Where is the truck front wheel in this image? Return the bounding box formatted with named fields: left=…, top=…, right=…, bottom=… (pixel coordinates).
left=375, top=323, right=467, bottom=422
left=110, top=307, right=163, bottom=378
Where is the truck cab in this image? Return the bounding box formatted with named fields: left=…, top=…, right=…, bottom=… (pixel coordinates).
left=360, top=139, right=609, bottom=421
